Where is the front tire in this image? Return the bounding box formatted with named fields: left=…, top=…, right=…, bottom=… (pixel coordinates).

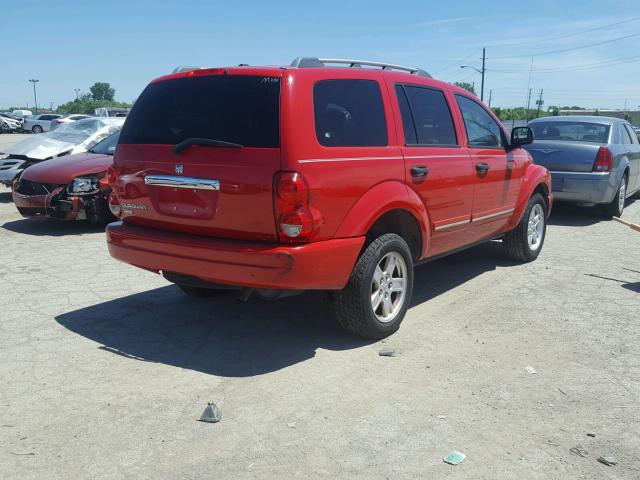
left=602, top=175, right=627, bottom=218
left=503, top=193, right=547, bottom=263
left=332, top=233, right=414, bottom=339
left=32, top=125, right=43, bottom=134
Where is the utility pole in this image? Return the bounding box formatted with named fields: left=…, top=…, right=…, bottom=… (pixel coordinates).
left=50, top=102, right=54, bottom=112
left=488, top=89, right=493, bottom=108
left=525, top=88, right=532, bottom=122
left=460, top=47, right=486, bottom=101
left=74, top=88, right=80, bottom=100
left=480, top=47, right=486, bottom=102
left=28, top=79, right=39, bottom=113
left=535, top=89, right=544, bottom=118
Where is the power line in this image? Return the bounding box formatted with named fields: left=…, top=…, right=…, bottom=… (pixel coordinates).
left=491, top=31, right=640, bottom=59
left=487, top=16, right=640, bottom=48
left=488, top=54, right=640, bottom=73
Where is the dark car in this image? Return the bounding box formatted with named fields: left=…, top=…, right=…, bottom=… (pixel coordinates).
left=12, top=131, right=119, bottom=222
left=526, top=116, right=640, bottom=217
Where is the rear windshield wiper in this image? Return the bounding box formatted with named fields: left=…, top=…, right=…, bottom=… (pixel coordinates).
left=173, top=138, right=243, bottom=155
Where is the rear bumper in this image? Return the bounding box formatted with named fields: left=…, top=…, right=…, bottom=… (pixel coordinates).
left=550, top=171, right=616, bottom=204
left=106, top=222, right=365, bottom=290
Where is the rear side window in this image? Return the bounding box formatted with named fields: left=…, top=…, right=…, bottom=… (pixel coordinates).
left=313, top=79, right=387, bottom=147
left=119, top=75, right=280, bottom=147
left=624, top=124, right=639, bottom=144
left=396, top=85, right=457, bottom=146
left=620, top=124, right=633, bottom=145
left=456, top=95, right=504, bottom=148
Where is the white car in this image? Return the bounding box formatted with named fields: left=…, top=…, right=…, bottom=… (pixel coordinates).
left=0, top=114, right=21, bottom=133
left=50, top=114, right=93, bottom=130
left=22, top=114, right=63, bottom=133
left=0, top=117, right=124, bottom=185
left=11, top=109, right=32, bottom=119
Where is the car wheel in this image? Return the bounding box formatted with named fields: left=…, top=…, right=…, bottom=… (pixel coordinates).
left=32, top=125, right=43, bottom=134
left=176, top=284, right=225, bottom=297
left=602, top=175, right=627, bottom=218
left=503, top=193, right=547, bottom=263
left=332, top=233, right=414, bottom=339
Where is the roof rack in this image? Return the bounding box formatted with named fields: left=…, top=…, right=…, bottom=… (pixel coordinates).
left=171, top=66, right=204, bottom=74
left=290, top=57, right=431, bottom=78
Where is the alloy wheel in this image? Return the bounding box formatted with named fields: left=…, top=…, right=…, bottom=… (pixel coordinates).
left=370, top=251, right=407, bottom=323
left=527, top=203, right=544, bottom=251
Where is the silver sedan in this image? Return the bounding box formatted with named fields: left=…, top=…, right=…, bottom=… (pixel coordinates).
left=526, top=116, right=640, bottom=217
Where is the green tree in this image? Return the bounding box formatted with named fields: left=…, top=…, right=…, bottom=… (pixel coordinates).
left=454, top=82, right=475, bottom=95
left=89, top=82, right=115, bottom=101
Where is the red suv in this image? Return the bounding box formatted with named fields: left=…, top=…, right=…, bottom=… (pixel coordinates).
left=107, top=57, right=551, bottom=339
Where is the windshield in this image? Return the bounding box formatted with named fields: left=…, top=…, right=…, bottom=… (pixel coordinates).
left=119, top=75, right=280, bottom=147
left=531, top=121, right=610, bottom=143
left=46, top=119, right=102, bottom=144
left=89, top=131, right=120, bottom=155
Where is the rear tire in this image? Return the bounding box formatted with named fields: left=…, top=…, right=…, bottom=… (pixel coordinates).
left=602, top=175, right=627, bottom=218
left=32, top=125, right=43, bottom=134
left=503, top=193, right=547, bottom=263
left=177, top=285, right=224, bottom=297
left=332, top=233, right=414, bottom=339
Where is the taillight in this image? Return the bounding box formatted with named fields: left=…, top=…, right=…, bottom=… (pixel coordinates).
left=106, top=165, right=118, bottom=188
left=274, top=171, right=313, bottom=242
left=55, top=119, right=63, bottom=124
left=593, top=147, right=613, bottom=172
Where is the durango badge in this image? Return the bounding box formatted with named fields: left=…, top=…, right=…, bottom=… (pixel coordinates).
left=175, top=164, right=184, bottom=175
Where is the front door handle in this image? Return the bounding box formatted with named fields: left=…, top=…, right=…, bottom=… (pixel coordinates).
left=475, top=162, right=490, bottom=174
left=411, top=165, right=429, bottom=179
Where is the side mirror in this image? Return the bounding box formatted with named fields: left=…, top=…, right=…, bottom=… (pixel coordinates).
left=511, top=126, right=533, bottom=147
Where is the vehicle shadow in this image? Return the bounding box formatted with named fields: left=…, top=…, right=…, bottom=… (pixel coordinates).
left=56, top=241, right=515, bottom=377
left=548, top=202, right=602, bottom=227
left=411, top=240, right=514, bottom=306
left=2, top=218, right=107, bottom=236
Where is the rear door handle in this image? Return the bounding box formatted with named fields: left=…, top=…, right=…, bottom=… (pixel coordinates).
left=411, top=165, right=429, bottom=179
left=475, top=162, right=490, bottom=174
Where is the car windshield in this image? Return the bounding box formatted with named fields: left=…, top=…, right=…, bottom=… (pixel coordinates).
left=119, top=75, right=280, bottom=148
left=45, top=119, right=103, bottom=144
left=531, top=121, right=610, bottom=143
left=89, top=131, right=120, bottom=155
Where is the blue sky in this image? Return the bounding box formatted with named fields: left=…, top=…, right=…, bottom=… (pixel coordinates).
left=2, top=0, right=639, bottom=110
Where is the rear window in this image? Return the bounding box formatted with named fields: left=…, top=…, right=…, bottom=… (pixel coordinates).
left=119, top=75, right=280, bottom=148
left=313, top=79, right=387, bottom=147
left=530, top=121, right=610, bottom=143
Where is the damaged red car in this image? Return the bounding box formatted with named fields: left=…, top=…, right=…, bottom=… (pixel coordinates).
left=12, top=131, right=119, bottom=222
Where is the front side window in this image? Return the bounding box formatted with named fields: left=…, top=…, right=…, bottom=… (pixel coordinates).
left=313, top=79, right=387, bottom=147
left=456, top=95, right=503, bottom=148
left=396, top=85, right=457, bottom=146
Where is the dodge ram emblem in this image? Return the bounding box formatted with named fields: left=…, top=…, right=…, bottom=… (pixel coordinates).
left=175, top=164, right=184, bottom=175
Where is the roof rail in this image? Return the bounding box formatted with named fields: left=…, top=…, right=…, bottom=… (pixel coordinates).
left=171, top=66, right=204, bottom=74
left=290, top=57, right=431, bottom=78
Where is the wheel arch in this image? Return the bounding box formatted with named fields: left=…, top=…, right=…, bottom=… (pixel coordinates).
left=333, top=180, right=430, bottom=260
left=508, top=165, right=552, bottom=229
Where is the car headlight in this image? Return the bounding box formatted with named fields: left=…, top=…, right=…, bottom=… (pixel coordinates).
left=69, top=176, right=100, bottom=195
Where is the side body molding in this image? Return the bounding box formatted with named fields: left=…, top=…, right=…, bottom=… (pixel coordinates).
left=333, top=181, right=431, bottom=259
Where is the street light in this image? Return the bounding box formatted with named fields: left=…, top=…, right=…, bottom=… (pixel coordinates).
left=74, top=88, right=81, bottom=100
left=460, top=47, right=486, bottom=102
left=28, top=79, right=39, bottom=114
